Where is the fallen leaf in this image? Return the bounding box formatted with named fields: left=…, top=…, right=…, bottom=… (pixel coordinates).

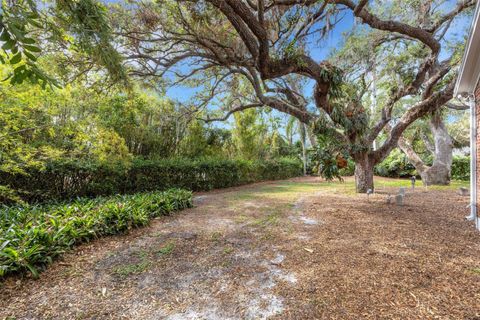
left=303, top=248, right=314, bottom=253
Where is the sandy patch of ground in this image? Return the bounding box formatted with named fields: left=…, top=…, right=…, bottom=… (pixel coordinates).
left=1, top=177, right=479, bottom=319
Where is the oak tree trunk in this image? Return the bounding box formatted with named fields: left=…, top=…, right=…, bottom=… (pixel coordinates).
left=354, top=154, right=375, bottom=193
left=421, top=114, right=453, bottom=185
left=398, top=112, right=453, bottom=185
left=419, top=165, right=451, bottom=185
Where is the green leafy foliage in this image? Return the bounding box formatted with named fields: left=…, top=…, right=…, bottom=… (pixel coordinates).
left=0, top=0, right=126, bottom=88
left=374, top=149, right=470, bottom=180
left=0, top=185, right=24, bottom=206
left=232, top=109, right=267, bottom=160
left=374, top=149, right=417, bottom=178
left=451, top=156, right=470, bottom=181
left=0, top=188, right=193, bottom=278
left=0, top=64, right=305, bottom=204
left=309, top=133, right=349, bottom=181
left=0, top=0, right=58, bottom=87
left=309, top=147, right=342, bottom=181
left=53, top=0, right=128, bottom=84
left=1, top=158, right=303, bottom=203
left=0, top=78, right=132, bottom=180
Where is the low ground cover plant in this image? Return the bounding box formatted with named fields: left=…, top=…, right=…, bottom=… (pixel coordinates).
left=0, top=189, right=192, bottom=278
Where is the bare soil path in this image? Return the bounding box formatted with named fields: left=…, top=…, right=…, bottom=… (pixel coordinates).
left=1, top=177, right=480, bottom=319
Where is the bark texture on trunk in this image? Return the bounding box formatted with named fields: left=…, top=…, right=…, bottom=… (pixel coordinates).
left=419, top=165, right=451, bottom=185
left=398, top=113, right=453, bottom=185
left=354, top=153, right=375, bottom=193
left=427, top=114, right=453, bottom=184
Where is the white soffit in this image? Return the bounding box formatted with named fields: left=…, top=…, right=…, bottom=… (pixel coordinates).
left=455, top=1, right=480, bottom=95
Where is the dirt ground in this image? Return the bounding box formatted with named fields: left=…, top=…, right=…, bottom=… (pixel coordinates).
left=1, top=176, right=480, bottom=320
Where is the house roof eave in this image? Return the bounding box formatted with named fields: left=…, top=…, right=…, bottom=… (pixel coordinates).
left=455, top=1, right=480, bottom=96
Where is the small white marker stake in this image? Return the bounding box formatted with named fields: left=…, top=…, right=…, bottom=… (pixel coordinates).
left=367, top=188, right=373, bottom=202
left=410, top=176, right=416, bottom=191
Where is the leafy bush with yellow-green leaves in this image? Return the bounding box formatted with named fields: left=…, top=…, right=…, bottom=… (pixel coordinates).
left=0, top=188, right=192, bottom=278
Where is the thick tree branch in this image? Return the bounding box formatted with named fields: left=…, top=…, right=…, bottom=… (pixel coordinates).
left=201, top=103, right=263, bottom=122
left=354, top=0, right=369, bottom=14
left=334, top=0, right=440, bottom=53
left=428, top=0, right=476, bottom=33
left=372, top=80, right=455, bottom=163
left=445, top=102, right=469, bottom=111
left=397, top=135, right=429, bottom=173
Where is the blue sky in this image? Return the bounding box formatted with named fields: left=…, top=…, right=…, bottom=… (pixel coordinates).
left=166, top=12, right=355, bottom=104
left=163, top=9, right=356, bottom=133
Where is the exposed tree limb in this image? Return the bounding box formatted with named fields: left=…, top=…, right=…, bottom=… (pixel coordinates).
left=446, top=102, right=469, bottom=111
left=373, top=80, right=456, bottom=162
left=200, top=103, right=263, bottom=122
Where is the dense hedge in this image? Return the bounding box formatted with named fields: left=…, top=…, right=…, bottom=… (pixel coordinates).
left=0, top=157, right=303, bottom=203
left=338, top=153, right=470, bottom=181
left=0, top=189, right=192, bottom=277
left=374, top=156, right=417, bottom=178
left=451, top=156, right=470, bottom=181
left=375, top=155, right=470, bottom=180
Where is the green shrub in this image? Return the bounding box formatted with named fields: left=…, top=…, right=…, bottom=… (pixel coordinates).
left=0, top=188, right=192, bottom=278
left=374, top=149, right=417, bottom=178
left=1, top=157, right=303, bottom=203
left=0, top=185, right=24, bottom=205
left=374, top=150, right=470, bottom=181
left=451, top=156, right=470, bottom=181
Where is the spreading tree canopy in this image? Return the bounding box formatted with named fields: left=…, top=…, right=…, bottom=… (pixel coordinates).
left=114, top=0, right=474, bottom=191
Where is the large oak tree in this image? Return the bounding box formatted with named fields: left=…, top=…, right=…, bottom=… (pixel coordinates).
left=115, top=0, right=475, bottom=192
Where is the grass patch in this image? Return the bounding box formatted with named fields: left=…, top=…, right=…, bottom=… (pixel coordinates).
left=113, top=250, right=152, bottom=277
left=230, top=192, right=257, bottom=201
left=223, top=246, right=234, bottom=254
left=234, top=214, right=250, bottom=223
left=113, top=260, right=150, bottom=277
left=373, top=178, right=467, bottom=190
left=251, top=209, right=282, bottom=227
left=469, top=268, right=480, bottom=275
left=252, top=177, right=465, bottom=200
left=210, top=231, right=223, bottom=242
left=156, top=242, right=175, bottom=255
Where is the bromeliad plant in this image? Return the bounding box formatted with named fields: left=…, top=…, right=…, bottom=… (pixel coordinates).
left=0, top=188, right=192, bottom=278
left=309, top=134, right=350, bottom=181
